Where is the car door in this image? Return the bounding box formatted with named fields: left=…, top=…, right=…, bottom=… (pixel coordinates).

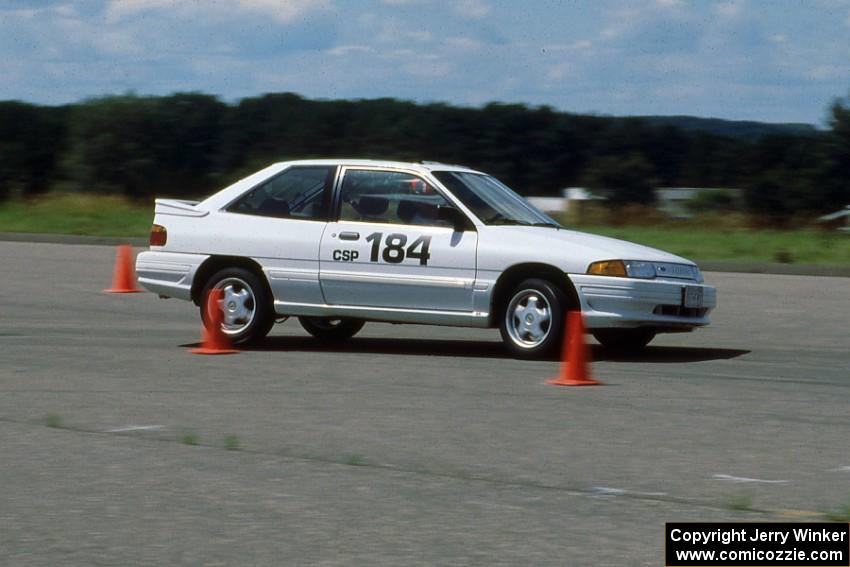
left=319, top=167, right=478, bottom=312
left=212, top=165, right=336, bottom=306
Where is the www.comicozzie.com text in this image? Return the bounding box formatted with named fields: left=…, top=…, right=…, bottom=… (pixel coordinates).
left=670, top=527, right=847, bottom=546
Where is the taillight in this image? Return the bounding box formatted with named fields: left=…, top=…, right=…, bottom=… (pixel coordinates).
left=150, top=224, right=167, bottom=246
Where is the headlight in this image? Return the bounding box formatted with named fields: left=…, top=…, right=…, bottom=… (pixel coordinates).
left=587, top=260, right=703, bottom=282
left=624, top=260, right=656, bottom=279
left=587, top=260, right=654, bottom=278
left=586, top=260, right=627, bottom=277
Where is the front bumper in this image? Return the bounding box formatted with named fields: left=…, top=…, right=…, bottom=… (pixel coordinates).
left=135, top=250, right=209, bottom=301
left=570, top=274, right=717, bottom=331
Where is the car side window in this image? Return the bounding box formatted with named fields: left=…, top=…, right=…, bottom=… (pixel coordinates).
left=338, top=170, right=454, bottom=228
left=228, top=166, right=333, bottom=220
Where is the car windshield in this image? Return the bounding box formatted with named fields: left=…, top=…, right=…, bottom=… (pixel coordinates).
left=432, top=171, right=560, bottom=227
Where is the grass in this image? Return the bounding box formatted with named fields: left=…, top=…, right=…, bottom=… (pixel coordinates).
left=1, top=192, right=848, bottom=265
left=45, top=415, right=63, bottom=428
left=345, top=454, right=366, bottom=466
left=569, top=224, right=850, bottom=265
left=224, top=434, right=240, bottom=451
left=726, top=493, right=755, bottom=512
left=181, top=433, right=199, bottom=446
left=822, top=504, right=850, bottom=522
left=0, top=193, right=152, bottom=237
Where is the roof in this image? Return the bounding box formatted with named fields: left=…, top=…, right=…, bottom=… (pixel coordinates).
left=199, top=159, right=481, bottom=210
left=275, top=159, right=480, bottom=174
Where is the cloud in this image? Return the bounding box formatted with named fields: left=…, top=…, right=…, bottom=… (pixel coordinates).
left=237, top=0, right=333, bottom=23
left=90, top=28, right=145, bottom=56
left=406, top=30, right=432, bottom=42
left=105, top=0, right=332, bottom=24
left=327, top=44, right=374, bottom=56
left=445, top=37, right=483, bottom=50
left=453, top=0, right=490, bottom=19
left=52, top=4, right=77, bottom=17
left=105, top=0, right=173, bottom=21
left=1, top=0, right=847, bottom=123
left=805, top=64, right=845, bottom=80
left=598, top=4, right=702, bottom=55
left=713, top=1, right=744, bottom=19
left=99, top=0, right=341, bottom=59
left=545, top=62, right=574, bottom=81
left=400, top=59, right=452, bottom=78
left=542, top=41, right=594, bottom=53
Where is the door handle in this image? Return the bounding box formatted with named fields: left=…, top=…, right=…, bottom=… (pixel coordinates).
left=339, top=231, right=360, bottom=241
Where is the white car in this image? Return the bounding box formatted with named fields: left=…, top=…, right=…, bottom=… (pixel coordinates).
left=137, top=159, right=716, bottom=358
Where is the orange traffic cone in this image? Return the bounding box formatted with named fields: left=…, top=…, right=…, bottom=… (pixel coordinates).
left=546, top=311, right=602, bottom=386
left=104, top=244, right=142, bottom=293
left=190, top=288, right=239, bottom=355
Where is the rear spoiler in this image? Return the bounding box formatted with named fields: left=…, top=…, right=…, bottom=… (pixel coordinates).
left=154, top=199, right=209, bottom=218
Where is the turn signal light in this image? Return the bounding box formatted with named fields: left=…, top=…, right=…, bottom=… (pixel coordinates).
left=587, top=260, right=627, bottom=277
left=150, top=224, right=167, bottom=246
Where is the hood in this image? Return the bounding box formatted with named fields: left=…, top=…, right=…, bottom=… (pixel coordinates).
left=548, top=228, right=694, bottom=264
left=477, top=226, right=696, bottom=275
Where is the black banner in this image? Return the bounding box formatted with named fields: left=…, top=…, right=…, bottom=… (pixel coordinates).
left=666, top=523, right=849, bottom=566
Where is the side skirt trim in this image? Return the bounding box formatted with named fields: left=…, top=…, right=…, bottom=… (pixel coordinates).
left=273, top=300, right=490, bottom=328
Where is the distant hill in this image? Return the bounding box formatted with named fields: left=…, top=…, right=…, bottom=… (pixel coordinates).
left=636, top=115, right=820, bottom=140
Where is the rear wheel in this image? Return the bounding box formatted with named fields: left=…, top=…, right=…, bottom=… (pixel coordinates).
left=499, top=278, right=568, bottom=359
left=200, top=267, right=274, bottom=346
left=298, top=317, right=365, bottom=342
left=592, top=328, right=656, bottom=352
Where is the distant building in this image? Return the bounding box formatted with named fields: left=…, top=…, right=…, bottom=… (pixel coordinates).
left=818, top=206, right=850, bottom=232
left=527, top=186, right=745, bottom=218
left=655, top=187, right=739, bottom=219
left=526, top=196, right=568, bottom=213
left=526, top=187, right=605, bottom=213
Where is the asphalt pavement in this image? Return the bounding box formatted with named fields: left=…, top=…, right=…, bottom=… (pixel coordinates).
left=0, top=241, right=848, bottom=566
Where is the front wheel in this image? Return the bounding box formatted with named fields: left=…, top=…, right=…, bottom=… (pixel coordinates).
left=200, top=267, right=274, bottom=346
left=592, top=328, right=656, bottom=352
left=298, top=317, right=365, bottom=342
left=499, top=278, right=568, bottom=359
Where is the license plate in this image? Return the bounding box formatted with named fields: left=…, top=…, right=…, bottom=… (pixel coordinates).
left=683, top=286, right=703, bottom=308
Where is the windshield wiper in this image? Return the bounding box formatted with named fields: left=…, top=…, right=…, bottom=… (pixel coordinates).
left=484, top=211, right=562, bottom=228
left=487, top=217, right=560, bottom=228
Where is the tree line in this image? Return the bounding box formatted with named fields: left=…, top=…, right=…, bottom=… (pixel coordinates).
left=1, top=91, right=848, bottom=218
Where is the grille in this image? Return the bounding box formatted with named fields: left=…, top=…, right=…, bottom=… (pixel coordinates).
left=653, top=305, right=708, bottom=318
left=652, top=262, right=700, bottom=281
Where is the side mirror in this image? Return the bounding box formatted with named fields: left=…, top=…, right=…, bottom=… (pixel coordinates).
left=437, top=204, right=472, bottom=232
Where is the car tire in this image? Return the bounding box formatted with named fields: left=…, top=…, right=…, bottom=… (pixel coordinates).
left=298, top=317, right=365, bottom=342
left=592, top=328, right=656, bottom=352
left=499, top=278, right=569, bottom=359
left=200, top=267, right=274, bottom=346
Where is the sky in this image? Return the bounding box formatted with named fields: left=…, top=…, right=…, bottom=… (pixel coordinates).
left=1, top=0, right=849, bottom=125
